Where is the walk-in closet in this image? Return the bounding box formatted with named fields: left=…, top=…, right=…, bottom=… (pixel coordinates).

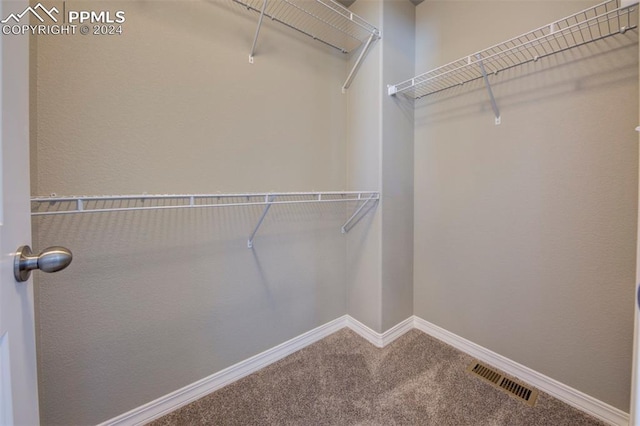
left=1, top=0, right=639, bottom=424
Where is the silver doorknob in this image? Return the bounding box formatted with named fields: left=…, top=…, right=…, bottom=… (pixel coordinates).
left=14, top=245, right=72, bottom=282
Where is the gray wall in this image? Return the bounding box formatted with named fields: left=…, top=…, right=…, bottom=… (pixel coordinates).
left=32, top=1, right=351, bottom=424
left=346, top=0, right=415, bottom=334
left=413, top=0, right=638, bottom=412
left=381, top=0, right=414, bottom=331
left=346, top=0, right=383, bottom=332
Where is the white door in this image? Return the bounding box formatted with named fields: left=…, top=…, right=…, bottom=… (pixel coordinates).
left=633, top=289, right=639, bottom=424
left=0, top=0, right=40, bottom=424
left=632, top=149, right=640, bottom=425
left=631, top=37, right=640, bottom=423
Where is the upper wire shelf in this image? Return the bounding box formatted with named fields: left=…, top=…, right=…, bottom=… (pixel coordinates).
left=388, top=0, right=638, bottom=99
left=233, top=0, right=380, bottom=92
left=233, top=0, right=380, bottom=54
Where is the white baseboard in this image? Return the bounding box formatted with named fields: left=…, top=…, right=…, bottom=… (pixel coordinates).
left=346, top=315, right=414, bottom=347
left=345, top=316, right=383, bottom=347
left=413, top=316, right=629, bottom=426
left=97, top=316, right=349, bottom=426
left=98, top=315, right=628, bottom=426
left=381, top=317, right=415, bottom=346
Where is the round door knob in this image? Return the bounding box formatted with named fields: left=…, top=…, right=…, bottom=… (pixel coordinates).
left=14, top=245, right=72, bottom=282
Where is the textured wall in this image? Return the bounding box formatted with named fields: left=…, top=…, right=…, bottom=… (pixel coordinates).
left=346, top=0, right=383, bottom=332
left=380, top=0, right=414, bottom=331
left=33, top=1, right=351, bottom=424
left=413, top=0, right=638, bottom=411
left=34, top=1, right=347, bottom=195
left=345, top=0, right=415, bottom=334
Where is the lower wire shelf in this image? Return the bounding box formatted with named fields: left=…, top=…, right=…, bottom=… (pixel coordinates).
left=31, top=191, right=380, bottom=248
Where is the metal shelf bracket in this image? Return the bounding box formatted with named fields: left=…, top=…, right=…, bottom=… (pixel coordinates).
left=476, top=54, right=501, bottom=125
left=341, top=194, right=378, bottom=233
left=342, top=32, right=379, bottom=93
left=248, top=194, right=274, bottom=248
left=249, top=0, right=268, bottom=63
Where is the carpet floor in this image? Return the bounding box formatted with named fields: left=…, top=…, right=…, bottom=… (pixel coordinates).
left=148, top=328, right=606, bottom=425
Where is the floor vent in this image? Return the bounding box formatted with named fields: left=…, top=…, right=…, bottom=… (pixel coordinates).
left=468, top=361, right=539, bottom=406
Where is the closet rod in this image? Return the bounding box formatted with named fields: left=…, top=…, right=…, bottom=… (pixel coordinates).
left=30, top=191, right=380, bottom=216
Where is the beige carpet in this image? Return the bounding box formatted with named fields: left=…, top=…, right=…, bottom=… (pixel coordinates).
left=148, top=328, right=606, bottom=425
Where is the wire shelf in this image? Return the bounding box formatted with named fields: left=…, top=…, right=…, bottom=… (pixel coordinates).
left=388, top=0, right=638, bottom=99
left=233, top=0, right=380, bottom=54
left=31, top=191, right=380, bottom=248
left=31, top=191, right=380, bottom=216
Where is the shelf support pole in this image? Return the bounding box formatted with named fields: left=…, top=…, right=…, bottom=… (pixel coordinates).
left=476, top=54, right=501, bottom=125
left=248, top=195, right=274, bottom=249
left=342, top=33, right=378, bottom=93
left=249, top=0, right=268, bottom=64
left=341, top=194, right=378, bottom=234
